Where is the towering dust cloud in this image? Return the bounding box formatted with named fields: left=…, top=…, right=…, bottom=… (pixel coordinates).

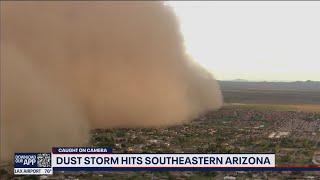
left=0, top=2, right=223, bottom=161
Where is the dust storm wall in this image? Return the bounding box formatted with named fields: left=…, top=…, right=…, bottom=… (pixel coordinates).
left=0, top=1, right=223, bottom=161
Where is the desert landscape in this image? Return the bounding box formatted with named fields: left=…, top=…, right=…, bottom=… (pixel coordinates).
left=2, top=80, right=320, bottom=179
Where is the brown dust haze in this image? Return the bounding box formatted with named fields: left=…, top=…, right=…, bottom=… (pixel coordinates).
left=0, top=2, right=223, bottom=161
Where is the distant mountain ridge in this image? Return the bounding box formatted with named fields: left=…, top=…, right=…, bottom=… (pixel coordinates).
left=224, top=79, right=320, bottom=83
left=219, top=80, right=320, bottom=92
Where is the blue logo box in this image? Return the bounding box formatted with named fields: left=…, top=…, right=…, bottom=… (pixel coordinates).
left=14, top=153, right=51, bottom=168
